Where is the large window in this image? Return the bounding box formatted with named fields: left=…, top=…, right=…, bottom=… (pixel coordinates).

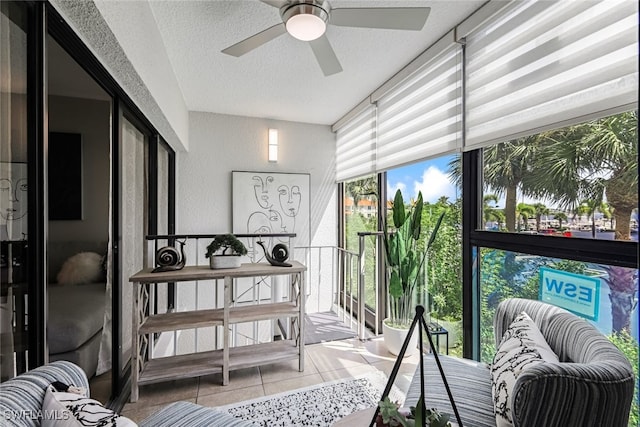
left=476, top=248, right=638, bottom=424
left=343, top=174, right=378, bottom=311
left=387, top=156, right=463, bottom=354
left=481, top=111, right=638, bottom=242
left=474, top=110, right=639, bottom=426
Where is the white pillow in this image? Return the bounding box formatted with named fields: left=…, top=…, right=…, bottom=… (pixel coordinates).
left=56, top=252, right=104, bottom=285
left=491, top=311, right=559, bottom=427
left=42, top=385, right=136, bottom=427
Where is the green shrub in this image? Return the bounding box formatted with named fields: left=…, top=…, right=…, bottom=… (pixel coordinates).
left=609, top=329, right=638, bottom=427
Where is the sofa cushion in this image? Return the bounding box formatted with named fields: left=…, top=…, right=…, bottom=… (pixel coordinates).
left=47, top=284, right=106, bottom=354
left=491, top=312, right=558, bottom=426
left=42, top=384, right=136, bottom=427
left=405, top=354, right=496, bottom=427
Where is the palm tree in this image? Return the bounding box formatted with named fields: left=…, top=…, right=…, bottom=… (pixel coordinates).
left=600, top=203, right=613, bottom=230
left=448, top=142, right=544, bottom=232
left=584, top=112, right=637, bottom=240
left=483, top=194, right=504, bottom=229
left=516, top=203, right=535, bottom=232
left=345, top=176, right=377, bottom=209
left=484, top=137, right=541, bottom=232
left=526, top=111, right=638, bottom=240
left=533, top=203, right=549, bottom=232
left=554, top=212, right=568, bottom=229
left=579, top=199, right=600, bottom=238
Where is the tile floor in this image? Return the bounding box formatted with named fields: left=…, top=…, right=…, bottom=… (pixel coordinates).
left=120, top=337, right=420, bottom=423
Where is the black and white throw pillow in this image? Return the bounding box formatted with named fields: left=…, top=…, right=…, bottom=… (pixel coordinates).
left=42, top=384, right=136, bottom=427
left=491, top=311, right=558, bottom=427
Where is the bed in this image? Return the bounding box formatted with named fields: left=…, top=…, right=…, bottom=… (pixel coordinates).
left=47, top=241, right=108, bottom=378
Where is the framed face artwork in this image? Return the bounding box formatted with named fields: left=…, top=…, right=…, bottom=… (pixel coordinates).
left=232, top=171, right=310, bottom=249
left=0, top=162, right=28, bottom=241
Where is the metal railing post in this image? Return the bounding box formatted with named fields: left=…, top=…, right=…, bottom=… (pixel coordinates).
left=358, top=234, right=366, bottom=340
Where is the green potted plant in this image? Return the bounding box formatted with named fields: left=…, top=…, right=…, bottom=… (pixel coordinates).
left=382, top=189, right=444, bottom=356
left=205, top=234, right=248, bottom=269
left=376, top=396, right=452, bottom=427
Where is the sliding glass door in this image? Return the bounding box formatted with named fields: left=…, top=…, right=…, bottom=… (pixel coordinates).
left=117, top=113, right=149, bottom=387
left=0, top=1, right=30, bottom=381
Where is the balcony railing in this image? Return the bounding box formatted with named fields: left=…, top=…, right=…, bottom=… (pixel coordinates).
left=143, top=234, right=379, bottom=356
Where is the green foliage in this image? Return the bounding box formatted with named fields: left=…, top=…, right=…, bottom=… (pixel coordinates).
left=608, top=330, right=639, bottom=427
left=205, top=234, right=248, bottom=257
left=425, top=199, right=462, bottom=320
left=376, top=396, right=451, bottom=427
left=383, top=189, right=444, bottom=327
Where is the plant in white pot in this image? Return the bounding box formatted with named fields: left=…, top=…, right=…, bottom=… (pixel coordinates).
left=205, top=234, right=248, bottom=269
left=382, top=189, right=444, bottom=356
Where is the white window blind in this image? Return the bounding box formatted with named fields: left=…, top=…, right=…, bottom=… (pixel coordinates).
left=465, top=0, right=639, bottom=150
left=376, top=44, right=462, bottom=172
left=335, top=104, right=376, bottom=182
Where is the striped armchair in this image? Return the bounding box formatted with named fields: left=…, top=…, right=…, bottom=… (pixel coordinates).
left=405, top=298, right=635, bottom=427
left=0, top=361, right=251, bottom=427
left=0, top=361, right=90, bottom=427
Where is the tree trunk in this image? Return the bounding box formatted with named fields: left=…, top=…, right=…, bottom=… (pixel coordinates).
left=609, top=290, right=635, bottom=332
left=606, top=174, right=637, bottom=240
left=613, top=206, right=633, bottom=241
left=505, top=186, right=517, bottom=232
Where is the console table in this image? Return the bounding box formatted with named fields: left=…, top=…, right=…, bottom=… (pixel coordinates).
left=129, top=262, right=306, bottom=402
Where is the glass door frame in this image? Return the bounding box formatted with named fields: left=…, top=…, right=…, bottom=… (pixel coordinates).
left=35, top=2, right=177, bottom=403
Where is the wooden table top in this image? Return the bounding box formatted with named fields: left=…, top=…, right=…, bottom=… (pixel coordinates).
left=129, top=261, right=306, bottom=283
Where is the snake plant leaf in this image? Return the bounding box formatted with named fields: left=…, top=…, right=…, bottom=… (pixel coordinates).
left=389, top=269, right=403, bottom=299
left=400, top=251, right=418, bottom=290
left=392, top=189, right=406, bottom=228
left=410, top=192, right=424, bottom=241
left=413, top=391, right=427, bottom=427
left=396, top=231, right=407, bottom=267
left=426, top=211, right=446, bottom=249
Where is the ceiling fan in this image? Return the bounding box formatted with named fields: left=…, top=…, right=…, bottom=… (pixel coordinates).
left=221, top=0, right=431, bottom=76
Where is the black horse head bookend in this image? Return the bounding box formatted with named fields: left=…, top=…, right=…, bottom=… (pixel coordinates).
left=256, top=240, right=292, bottom=267
left=152, top=239, right=186, bottom=273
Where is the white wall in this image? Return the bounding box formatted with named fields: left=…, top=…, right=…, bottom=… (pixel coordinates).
left=173, top=112, right=337, bottom=352
left=177, top=112, right=337, bottom=248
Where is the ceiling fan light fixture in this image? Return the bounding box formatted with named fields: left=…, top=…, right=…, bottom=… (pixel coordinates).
left=282, top=3, right=329, bottom=41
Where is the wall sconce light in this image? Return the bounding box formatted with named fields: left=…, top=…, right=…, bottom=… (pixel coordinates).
left=268, top=128, right=278, bottom=162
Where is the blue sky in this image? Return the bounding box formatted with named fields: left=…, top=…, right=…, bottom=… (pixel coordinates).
left=386, top=155, right=459, bottom=204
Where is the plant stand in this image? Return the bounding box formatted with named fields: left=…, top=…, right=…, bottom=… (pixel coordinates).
left=371, top=305, right=463, bottom=427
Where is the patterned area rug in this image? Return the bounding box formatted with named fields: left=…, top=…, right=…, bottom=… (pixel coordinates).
left=219, top=372, right=403, bottom=427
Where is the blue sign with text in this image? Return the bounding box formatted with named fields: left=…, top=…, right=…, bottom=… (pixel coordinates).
left=539, top=267, right=600, bottom=321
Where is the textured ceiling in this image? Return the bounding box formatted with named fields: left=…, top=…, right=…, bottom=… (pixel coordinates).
left=147, top=0, right=485, bottom=125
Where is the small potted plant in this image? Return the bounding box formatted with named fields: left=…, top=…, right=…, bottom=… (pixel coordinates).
left=205, top=234, right=248, bottom=269
left=376, top=396, right=452, bottom=427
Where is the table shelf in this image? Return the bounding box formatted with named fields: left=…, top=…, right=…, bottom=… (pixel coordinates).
left=139, top=301, right=299, bottom=334
left=130, top=262, right=306, bottom=402
left=138, top=340, right=300, bottom=386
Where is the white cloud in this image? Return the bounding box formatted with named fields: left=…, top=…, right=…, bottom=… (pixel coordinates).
left=413, top=166, right=458, bottom=203
left=387, top=181, right=407, bottom=198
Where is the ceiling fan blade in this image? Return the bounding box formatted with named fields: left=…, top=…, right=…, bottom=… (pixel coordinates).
left=222, top=23, right=286, bottom=57
left=259, top=0, right=288, bottom=8
left=330, top=7, right=431, bottom=31
left=309, top=34, right=343, bottom=76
